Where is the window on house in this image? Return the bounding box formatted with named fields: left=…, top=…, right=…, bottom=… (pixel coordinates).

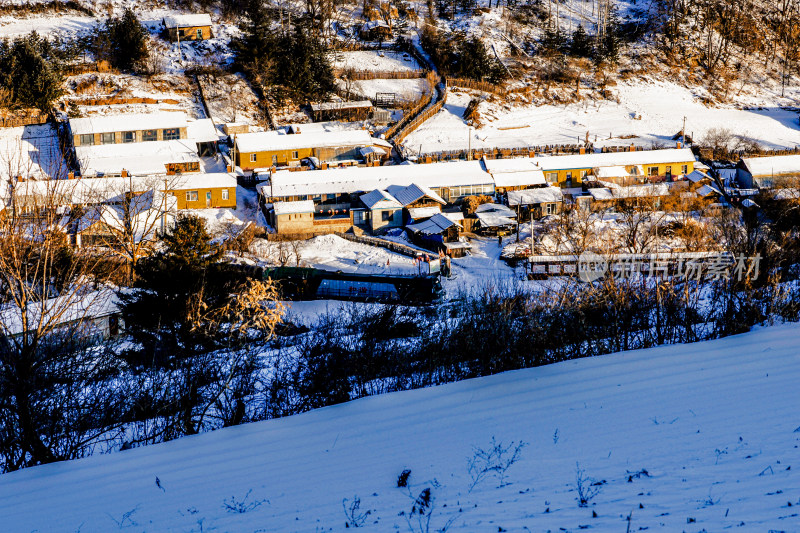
left=272, top=155, right=278, bottom=165
left=186, top=191, right=198, bottom=202
left=162, top=128, right=180, bottom=140
left=546, top=203, right=557, bottom=214
left=250, top=153, right=257, bottom=163
left=580, top=170, right=587, bottom=178
left=546, top=172, right=558, bottom=184
left=196, top=28, right=203, bottom=39
left=382, top=210, right=394, bottom=222
left=79, top=134, right=94, bottom=146
left=142, top=130, right=157, bottom=142
left=291, top=151, right=299, bottom=160
left=221, top=189, right=229, bottom=200
left=648, top=166, right=659, bottom=176
left=681, top=164, right=688, bottom=174
left=122, top=131, right=135, bottom=143
left=100, top=132, right=115, bottom=144
left=354, top=210, right=365, bottom=224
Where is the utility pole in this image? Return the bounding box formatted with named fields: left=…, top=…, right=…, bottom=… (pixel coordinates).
left=682, top=116, right=686, bottom=145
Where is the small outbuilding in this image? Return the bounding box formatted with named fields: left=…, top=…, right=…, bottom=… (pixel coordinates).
left=162, top=14, right=213, bottom=41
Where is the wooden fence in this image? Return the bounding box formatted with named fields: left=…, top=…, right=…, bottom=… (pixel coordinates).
left=446, top=77, right=507, bottom=97
left=67, top=96, right=182, bottom=106
left=0, top=112, right=47, bottom=128
left=414, top=143, right=666, bottom=162
left=335, top=69, right=427, bottom=80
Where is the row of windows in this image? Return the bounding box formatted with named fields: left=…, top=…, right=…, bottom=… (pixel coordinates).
left=544, top=165, right=691, bottom=182
left=79, top=128, right=181, bottom=146
left=448, top=184, right=494, bottom=197
left=184, top=189, right=230, bottom=202
left=249, top=151, right=300, bottom=163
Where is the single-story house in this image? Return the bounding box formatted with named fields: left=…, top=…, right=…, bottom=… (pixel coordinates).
left=359, top=20, right=392, bottom=40
left=0, top=289, right=123, bottom=341
left=736, top=154, right=800, bottom=189
left=269, top=200, right=316, bottom=235
left=233, top=129, right=392, bottom=170
left=162, top=14, right=213, bottom=41
left=482, top=157, right=546, bottom=193
left=507, top=187, right=564, bottom=218
left=532, top=148, right=695, bottom=187
left=357, top=189, right=403, bottom=234
left=474, top=203, right=517, bottom=233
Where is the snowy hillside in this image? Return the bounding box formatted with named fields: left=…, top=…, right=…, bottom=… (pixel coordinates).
left=2, top=324, right=799, bottom=532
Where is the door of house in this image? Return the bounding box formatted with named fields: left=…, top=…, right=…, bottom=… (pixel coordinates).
left=196, top=28, right=203, bottom=39
left=206, top=191, right=212, bottom=207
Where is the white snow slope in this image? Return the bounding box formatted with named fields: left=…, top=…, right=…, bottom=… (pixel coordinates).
left=2, top=324, right=800, bottom=532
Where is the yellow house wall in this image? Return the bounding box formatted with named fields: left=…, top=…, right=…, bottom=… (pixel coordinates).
left=166, top=26, right=213, bottom=41
left=543, top=161, right=695, bottom=187
left=171, top=186, right=236, bottom=209
left=237, top=148, right=315, bottom=169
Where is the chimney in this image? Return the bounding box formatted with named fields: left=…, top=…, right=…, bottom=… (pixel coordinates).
left=226, top=164, right=232, bottom=172
left=321, top=162, right=328, bottom=170
left=121, top=169, right=128, bottom=178
left=677, top=141, right=682, bottom=149
left=629, top=144, right=635, bottom=152
left=579, top=147, right=586, bottom=155
left=68, top=171, right=74, bottom=179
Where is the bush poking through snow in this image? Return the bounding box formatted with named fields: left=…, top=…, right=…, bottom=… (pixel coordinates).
left=575, top=463, right=603, bottom=507
left=398, top=469, right=412, bottom=488
left=222, top=489, right=267, bottom=514
left=342, top=495, right=371, bottom=528
left=467, top=437, right=527, bottom=491
left=403, top=487, right=457, bottom=533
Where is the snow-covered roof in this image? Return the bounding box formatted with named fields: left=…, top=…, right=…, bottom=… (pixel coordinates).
left=162, top=14, right=213, bottom=28
left=234, top=129, right=391, bottom=153
left=361, top=20, right=390, bottom=31
left=507, top=187, right=564, bottom=206
left=533, top=148, right=695, bottom=171
left=441, top=211, right=464, bottom=222
left=475, top=212, right=516, bottom=228
left=264, top=161, right=491, bottom=199
left=741, top=155, right=800, bottom=177
left=187, top=119, right=220, bottom=143
left=772, top=188, right=800, bottom=200
left=588, top=188, right=614, bottom=201
left=14, top=174, right=236, bottom=206
left=360, top=189, right=401, bottom=209
left=386, top=183, right=446, bottom=206
left=406, top=213, right=460, bottom=235
left=273, top=200, right=315, bottom=215
left=686, top=170, right=710, bottom=183
left=359, top=146, right=386, bottom=157
left=594, top=165, right=630, bottom=179
left=741, top=198, right=759, bottom=208
left=76, top=140, right=199, bottom=177
left=70, top=112, right=188, bottom=136
left=612, top=183, right=672, bottom=199
left=475, top=203, right=516, bottom=218
left=0, top=124, right=66, bottom=180
left=0, top=289, right=119, bottom=337
left=482, top=157, right=546, bottom=188
left=407, top=206, right=441, bottom=221
left=696, top=184, right=722, bottom=197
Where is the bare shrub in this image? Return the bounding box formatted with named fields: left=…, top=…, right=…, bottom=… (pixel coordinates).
left=468, top=437, right=527, bottom=491
left=575, top=463, right=603, bottom=507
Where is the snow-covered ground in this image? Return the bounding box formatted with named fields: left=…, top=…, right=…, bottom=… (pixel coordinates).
left=2, top=321, right=798, bottom=532
left=0, top=124, right=67, bottom=179
left=0, top=14, right=97, bottom=38
left=331, top=50, right=421, bottom=72
left=348, top=78, right=430, bottom=102
left=405, top=80, right=800, bottom=154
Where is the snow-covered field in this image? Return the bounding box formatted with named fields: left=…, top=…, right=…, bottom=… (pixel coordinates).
left=0, top=14, right=97, bottom=37
left=331, top=50, right=421, bottom=72
left=2, top=321, right=798, bottom=532
left=405, top=80, right=800, bottom=154
left=349, top=78, right=430, bottom=102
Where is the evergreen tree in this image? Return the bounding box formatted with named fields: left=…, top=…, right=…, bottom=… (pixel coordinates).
left=596, top=7, right=622, bottom=64
left=454, top=36, right=507, bottom=83
left=0, top=32, right=64, bottom=113
left=100, top=8, right=148, bottom=72
left=118, top=215, right=226, bottom=367
left=540, top=25, right=566, bottom=56
left=570, top=24, right=593, bottom=58
left=230, top=0, right=276, bottom=83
